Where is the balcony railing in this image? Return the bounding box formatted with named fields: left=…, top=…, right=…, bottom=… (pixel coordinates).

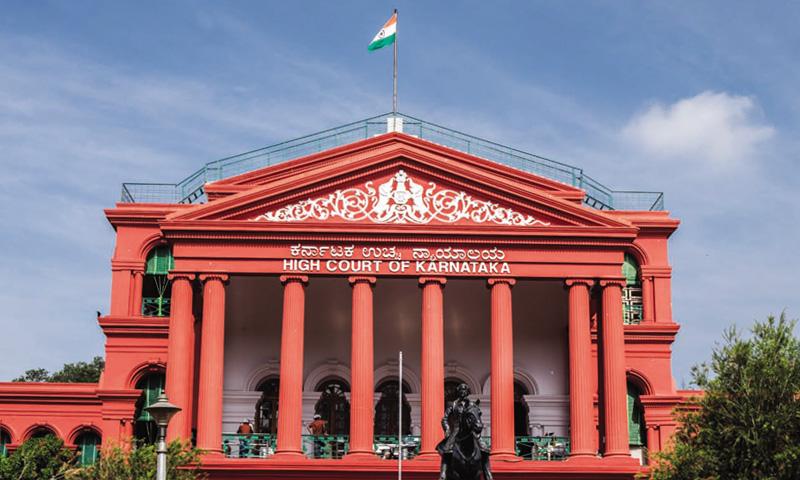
left=142, top=297, right=170, bottom=317
left=221, top=433, right=568, bottom=460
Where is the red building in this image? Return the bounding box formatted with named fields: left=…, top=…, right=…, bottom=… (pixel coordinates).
left=0, top=114, right=691, bottom=478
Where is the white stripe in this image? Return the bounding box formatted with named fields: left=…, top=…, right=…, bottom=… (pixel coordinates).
left=371, top=22, right=396, bottom=43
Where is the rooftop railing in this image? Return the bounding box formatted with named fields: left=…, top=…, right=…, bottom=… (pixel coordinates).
left=121, top=112, right=664, bottom=211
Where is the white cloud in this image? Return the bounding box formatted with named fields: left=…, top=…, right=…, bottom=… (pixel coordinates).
left=622, top=91, right=774, bottom=166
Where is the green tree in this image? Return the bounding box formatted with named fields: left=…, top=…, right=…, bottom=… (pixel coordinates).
left=651, top=313, right=800, bottom=480
left=13, top=357, right=105, bottom=383
left=73, top=440, right=204, bottom=480
left=0, top=435, right=79, bottom=480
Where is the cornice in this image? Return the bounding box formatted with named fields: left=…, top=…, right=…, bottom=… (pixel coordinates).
left=98, top=315, right=170, bottom=337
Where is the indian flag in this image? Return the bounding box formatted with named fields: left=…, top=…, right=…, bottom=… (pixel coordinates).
left=368, top=12, right=397, bottom=51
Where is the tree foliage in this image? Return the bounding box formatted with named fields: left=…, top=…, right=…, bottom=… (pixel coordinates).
left=13, top=357, right=105, bottom=383
left=0, top=435, right=79, bottom=480
left=651, top=313, right=800, bottom=480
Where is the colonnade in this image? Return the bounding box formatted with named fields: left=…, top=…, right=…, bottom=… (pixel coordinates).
left=164, top=274, right=631, bottom=461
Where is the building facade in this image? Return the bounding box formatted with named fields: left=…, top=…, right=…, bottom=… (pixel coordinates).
left=0, top=115, right=690, bottom=478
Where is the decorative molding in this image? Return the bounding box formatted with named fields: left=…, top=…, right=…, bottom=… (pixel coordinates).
left=374, top=361, right=422, bottom=394
left=251, top=170, right=551, bottom=227
left=303, top=360, right=351, bottom=392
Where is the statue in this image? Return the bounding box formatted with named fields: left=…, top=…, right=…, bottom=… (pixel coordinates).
left=437, top=383, right=493, bottom=480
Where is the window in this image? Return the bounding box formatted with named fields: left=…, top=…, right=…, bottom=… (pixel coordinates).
left=314, top=379, right=350, bottom=435
left=622, top=253, right=643, bottom=325
left=142, top=246, right=174, bottom=317
left=374, top=380, right=411, bottom=435
left=255, top=378, right=280, bottom=434
left=0, top=429, right=10, bottom=457
left=627, top=382, right=646, bottom=447
left=134, top=372, right=165, bottom=444
left=514, top=381, right=530, bottom=436
left=75, top=431, right=101, bottom=466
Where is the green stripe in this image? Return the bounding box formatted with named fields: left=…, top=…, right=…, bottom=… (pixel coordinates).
left=368, top=33, right=396, bottom=51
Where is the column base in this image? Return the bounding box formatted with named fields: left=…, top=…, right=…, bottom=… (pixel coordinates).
left=344, top=451, right=377, bottom=461
left=272, top=450, right=307, bottom=460
left=490, top=452, right=522, bottom=463
left=602, top=453, right=638, bottom=466
left=566, top=452, right=601, bottom=464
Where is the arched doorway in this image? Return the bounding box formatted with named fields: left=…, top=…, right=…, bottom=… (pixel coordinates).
left=627, top=381, right=647, bottom=462
left=74, top=430, right=101, bottom=466
left=1, top=428, right=10, bottom=457
left=254, top=378, right=280, bottom=434
left=142, top=246, right=174, bottom=317
left=514, top=380, right=530, bottom=436
left=374, top=379, right=411, bottom=435
left=133, top=371, right=166, bottom=444
left=314, top=379, right=350, bottom=435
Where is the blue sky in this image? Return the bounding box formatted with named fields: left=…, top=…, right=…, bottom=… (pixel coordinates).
left=0, top=1, right=798, bottom=385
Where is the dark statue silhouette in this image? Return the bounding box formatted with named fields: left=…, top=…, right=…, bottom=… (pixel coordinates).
left=437, top=383, right=493, bottom=480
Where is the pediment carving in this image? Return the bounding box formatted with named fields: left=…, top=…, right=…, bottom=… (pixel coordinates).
left=251, top=169, right=550, bottom=227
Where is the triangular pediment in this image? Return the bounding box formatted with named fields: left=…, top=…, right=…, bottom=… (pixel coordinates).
left=165, top=133, right=633, bottom=232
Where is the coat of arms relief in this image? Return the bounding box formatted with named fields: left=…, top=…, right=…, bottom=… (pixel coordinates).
left=251, top=169, right=550, bottom=226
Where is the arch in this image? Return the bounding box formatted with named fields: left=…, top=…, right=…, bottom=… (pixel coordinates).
left=67, top=425, right=102, bottom=445
left=127, top=361, right=166, bottom=389
left=304, top=361, right=351, bottom=392
left=374, top=380, right=412, bottom=435
left=0, top=423, right=16, bottom=445
left=137, top=234, right=167, bottom=262
left=374, top=362, right=421, bottom=394
left=133, top=370, right=167, bottom=445
left=443, top=363, right=482, bottom=395
left=245, top=361, right=280, bottom=391
left=22, top=423, right=61, bottom=441
left=0, top=426, right=12, bottom=457
left=626, top=369, right=654, bottom=396
left=481, top=370, right=539, bottom=396
left=627, top=242, right=651, bottom=267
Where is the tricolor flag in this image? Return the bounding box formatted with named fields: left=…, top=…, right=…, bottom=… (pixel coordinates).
left=368, top=12, right=397, bottom=51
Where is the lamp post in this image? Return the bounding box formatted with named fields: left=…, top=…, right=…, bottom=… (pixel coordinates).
left=145, top=392, right=181, bottom=480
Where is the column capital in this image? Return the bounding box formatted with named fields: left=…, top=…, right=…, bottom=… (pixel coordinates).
left=348, top=276, right=376, bottom=285
left=599, top=278, right=627, bottom=288
left=419, top=276, right=447, bottom=286
left=167, top=272, right=196, bottom=281
left=280, top=274, right=308, bottom=285
left=487, top=277, right=516, bottom=287
left=565, top=278, right=594, bottom=288
left=199, top=273, right=229, bottom=283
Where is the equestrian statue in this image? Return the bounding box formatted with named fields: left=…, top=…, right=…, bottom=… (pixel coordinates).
left=437, top=383, right=493, bottom=480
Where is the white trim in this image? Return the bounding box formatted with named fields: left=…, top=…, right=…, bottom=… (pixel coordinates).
left=304, top=360, right=351, bottom=391
left=481, top=370, right=539, bottom=395
left=443, top=362, right=482, bottom=395
left=244, top=360, right=280, bottom=391
left=374, top=360, right=422, bottom=394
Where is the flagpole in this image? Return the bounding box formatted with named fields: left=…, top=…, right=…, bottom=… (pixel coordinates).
left=398, top=350, right=403, bottom=480
left=392, top=8, right=398, bottom=114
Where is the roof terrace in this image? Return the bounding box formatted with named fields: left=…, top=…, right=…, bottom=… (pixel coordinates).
left=120, top=112, right=664, bottom=211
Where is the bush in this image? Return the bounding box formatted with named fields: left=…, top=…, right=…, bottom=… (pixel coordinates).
left=72, top=440, right=204, bottom=480
left=0, top=435, right=79, bottom=480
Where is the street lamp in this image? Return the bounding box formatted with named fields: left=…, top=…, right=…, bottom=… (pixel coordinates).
left=145, top=392, right=181, bottom=480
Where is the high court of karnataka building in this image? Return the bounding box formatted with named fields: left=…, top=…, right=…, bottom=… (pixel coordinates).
left=0, top=114, right=692, bottom=479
